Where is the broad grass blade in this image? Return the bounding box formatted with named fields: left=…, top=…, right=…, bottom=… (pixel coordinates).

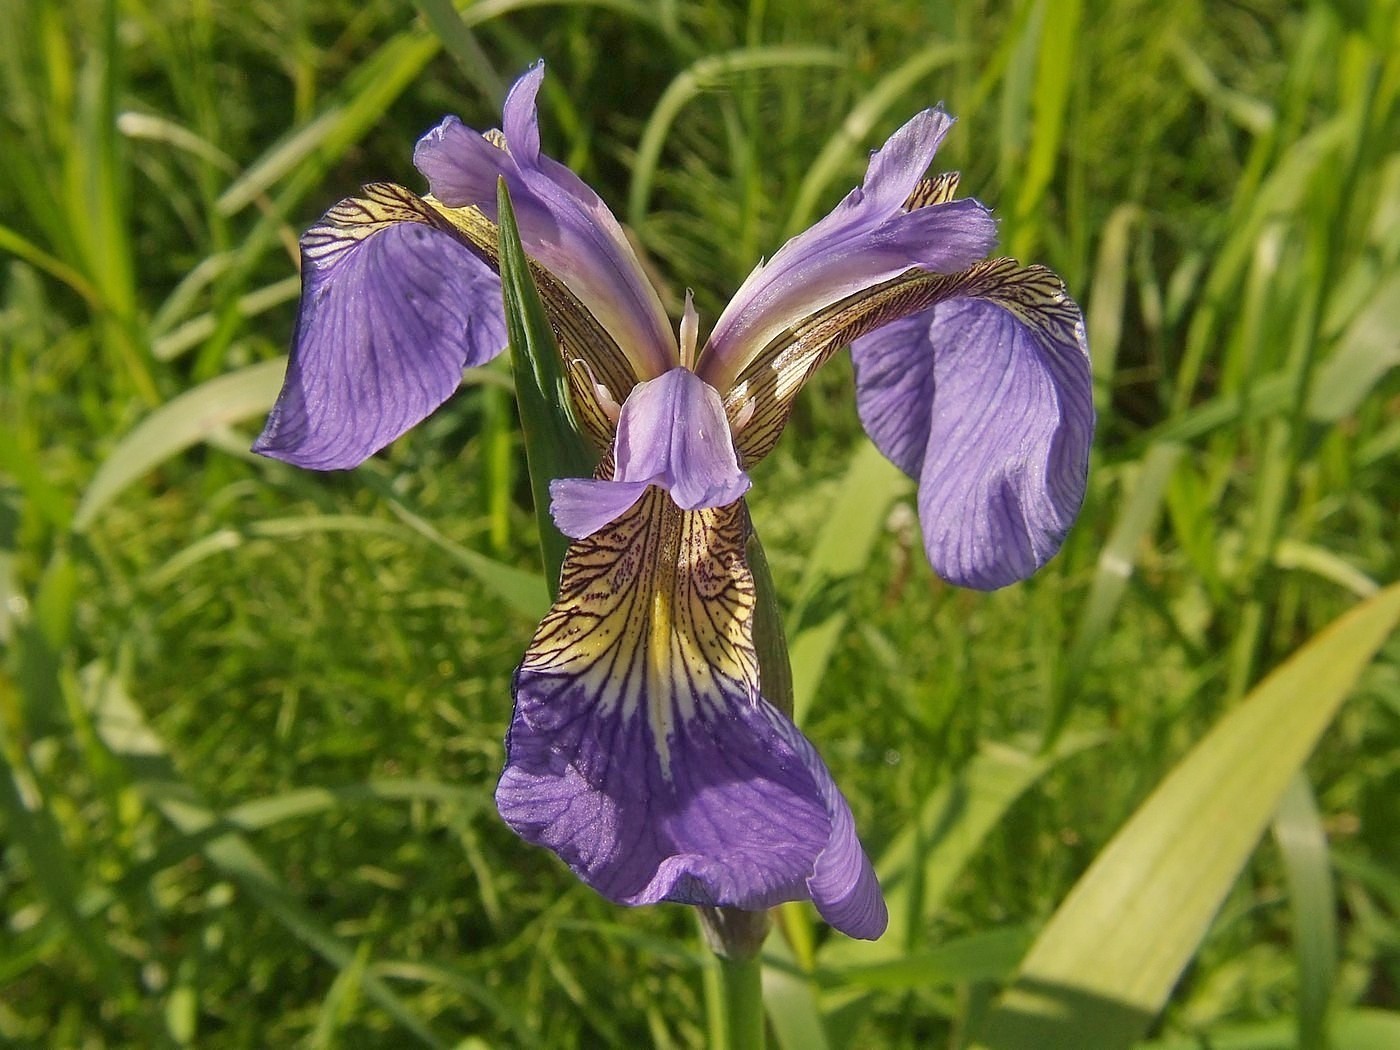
left=1136, top=1008, right=1400, bottom=1050
left=73, top=358, right=287, bottom=530
left=763, top=933, right=832, bottom=1050
left=972, top=582, right=1400, bottom=1050
left=817, top=927, right=1031, bottom=991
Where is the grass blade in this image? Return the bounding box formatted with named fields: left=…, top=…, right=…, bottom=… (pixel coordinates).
left=1271, top=774, right=1336, bottom=1050
left=972, top=583, right=1400, bottom=1050
left=73, top=359, right=287, bottom=531
left=822, top=731, right=1101, bottom=969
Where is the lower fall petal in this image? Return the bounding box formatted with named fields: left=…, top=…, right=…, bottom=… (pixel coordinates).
left=851, top=259, right=1093, bottom=589
left=253, top=184, right=507, bottom=470
left=497, top=488, right=886, bottom=939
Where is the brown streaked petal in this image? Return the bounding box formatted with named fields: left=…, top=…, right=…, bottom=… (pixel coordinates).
left=728, top=257, right=1079, bottom=465
left=902, top=171, right=961, bottom=209
left=497, top=487, right=887, bottom=938
left=424, top=194, right=638, bottom=451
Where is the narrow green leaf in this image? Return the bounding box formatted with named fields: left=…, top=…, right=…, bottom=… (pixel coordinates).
left=1048, top=444, right=1182, bottom=743
left=816, top=927, right=1032, bottom=991
left=973, top=583, right=1400, bottom=1050
left=784, top=42, right=965, bottom=236
left=496, top=179, right=595, bottom=594
left=73, top=358, right=287, bottom=531
left=409, top=0, right=504, bottom=106
left=1085, top=203, right=1142, bottom=388
left=0, top=221, right=104, bottom=308
left=145, top=509, right=548, bottom=623
left=1011, top=0, right=1083, bottom=260
left=309, top=941, right=371, bottom=1050
left=762, top=934, right=831, bottom=1050
left=1271, top=774, right=1336, bottom=1050
left=151, top=275, right=300, bottom=361
left=1306, top=271, right=1400, bottom=421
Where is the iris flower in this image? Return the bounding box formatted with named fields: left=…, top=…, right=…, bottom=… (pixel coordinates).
left=254, top=64, right=1093, bottom=940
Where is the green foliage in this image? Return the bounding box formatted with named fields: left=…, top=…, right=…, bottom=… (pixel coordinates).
left=1, top=0, right=1398, bottom=1047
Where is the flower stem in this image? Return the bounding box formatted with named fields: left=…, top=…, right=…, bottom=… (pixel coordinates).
left=702, top=935, right=766, bottom=1050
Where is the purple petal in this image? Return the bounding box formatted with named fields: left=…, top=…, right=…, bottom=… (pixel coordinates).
left=413, top=63, right=675, bottom=380
left=497, top=491, right=886, bottom=938
left=698, top=108, right=997, bottom=391
left=549, top=368, right=750, bottom=539
left=548, top=478, right=652, bottom=540
left=254, top=209, right=506, bottom=470
left=851, top=264, right=1093, bottom=589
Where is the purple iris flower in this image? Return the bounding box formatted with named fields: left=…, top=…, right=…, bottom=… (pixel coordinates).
left=253, top=63, right=1093, bottom=941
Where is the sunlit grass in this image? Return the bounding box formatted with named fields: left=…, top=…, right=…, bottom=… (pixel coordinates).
left=1, top=0, right=1397, bottom=1047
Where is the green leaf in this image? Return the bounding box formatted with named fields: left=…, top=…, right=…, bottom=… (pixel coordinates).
left=816, top=927, right=1032, bottom=991
left=972, top=582, right=1400, bottom=1050
left=763, top=933, right=831, bottom=1050
left=784, top=42, right=965, bottom=236
left=1135, top=1008, right=1400, bottom=1050
left=1270, top=774, right=1336, bottom=1050
left=73, top=358, right=287, bottom=531
left=496, top=179, right=596, bottom=595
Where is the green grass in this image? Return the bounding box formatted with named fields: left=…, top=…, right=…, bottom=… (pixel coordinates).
left=2, top=0, right=1398, bottom=1047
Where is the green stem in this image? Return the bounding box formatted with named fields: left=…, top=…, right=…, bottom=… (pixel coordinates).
left=704, top=948, right=766, bottom=1050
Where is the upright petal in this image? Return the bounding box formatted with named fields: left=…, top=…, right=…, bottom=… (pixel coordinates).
left=698, top=108, right=997, bottom=393
left=549, top=368, right=751, bottom=539
left=497, top=489, right=886, bottom=939
left=851, top=259, right=1093, bottom=589
left=414, top=64, right=675, bottom=380
left=253, top=184, right=506, bottom=470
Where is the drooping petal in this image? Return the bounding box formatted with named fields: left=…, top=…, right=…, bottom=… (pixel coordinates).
left=851, top=259, right=1093, bottom=589
left=414, top=63, right=675, bottom=380
left=253, top=184, right=506, bottom=470
left=497, top=489, right=887, bottom=939
left=698, top=108, right=997, bottom=393
left=549, top=368, right=751, bottom=539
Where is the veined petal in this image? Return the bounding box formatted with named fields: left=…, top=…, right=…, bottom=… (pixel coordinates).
left=549, top=368, right=751, bottom=539
left=414, top=63, right=675, bottom=380
left=253, top=184, right=506, bottom=470
left=497, top=490, right=886, bottom=939
left=422, top=196, right=638, bottom=453
left=851, top=259, right=1093, bottom=589
left=698, top=108, right=996, bottom=393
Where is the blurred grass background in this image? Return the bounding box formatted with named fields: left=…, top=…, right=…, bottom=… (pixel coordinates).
left=1, top=0, right=1398, bottom=1047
